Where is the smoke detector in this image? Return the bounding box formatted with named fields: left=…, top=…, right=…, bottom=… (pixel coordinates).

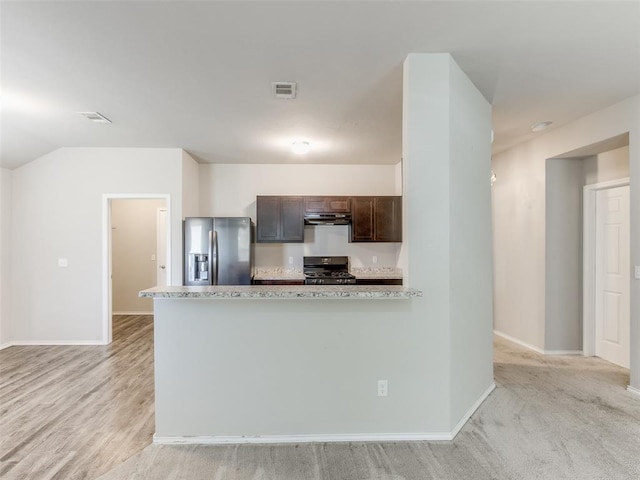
left=272, top=82, right=297, bottom=99
left=78, top=111, right=112, bottom=124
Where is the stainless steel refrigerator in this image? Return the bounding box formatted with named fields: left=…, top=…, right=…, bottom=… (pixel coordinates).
left=183, top=217, right=252, bottom=286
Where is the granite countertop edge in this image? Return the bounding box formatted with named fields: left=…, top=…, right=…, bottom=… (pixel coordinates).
left=140, top=285, right=421, bottom=299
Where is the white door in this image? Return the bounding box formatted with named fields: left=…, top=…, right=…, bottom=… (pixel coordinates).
left=594, top=185, right=630, bottom=368
left=156, top=208, right=168, bottom=286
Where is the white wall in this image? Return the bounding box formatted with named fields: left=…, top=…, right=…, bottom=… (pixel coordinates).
left=544, top=147, right=630, bottom=353
left=199, top=163, right=401, bottom=269
left=446, top=56, right=494, bottom=426
left=402, top=53, right=494, bottom=432
left=182, top=151, right=200, bottom=218
left=545, top=158, right=585, bottom=352
left=10, top=148, right=189, bottom=343
left=584, top=146, right=630, bottom=185
left=112, top=199, right=166, bottom=314
left=492, top=95, right=639, bottom=390
left=0, top=168, right=12, bottom=347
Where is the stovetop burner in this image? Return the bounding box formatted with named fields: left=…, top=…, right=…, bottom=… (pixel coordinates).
left=303, top=256, right=357, bottom=285
left=305, top=271, right=355, bottom=279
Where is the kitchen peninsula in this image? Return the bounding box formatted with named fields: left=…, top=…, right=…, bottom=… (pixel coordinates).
left=140, top=283, right=422, bottom=443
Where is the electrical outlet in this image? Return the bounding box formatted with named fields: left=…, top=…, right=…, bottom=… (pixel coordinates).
left=372, top=256, right=378, bottom=264
left=151, top=254, right=156, bottom=261
left=635, top=266, right=640, bottom=280
left=58, top=258, right=68, bottom=268
left=377, top=380, right=388, bottom=397
left=288, top=256, right=294, bottom=265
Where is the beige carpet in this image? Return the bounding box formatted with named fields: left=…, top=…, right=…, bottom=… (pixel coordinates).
left=97, top=338, right=640, bottom=479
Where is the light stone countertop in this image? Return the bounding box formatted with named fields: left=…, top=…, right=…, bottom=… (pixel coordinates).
left=350, top=267, right=403, bottom=279
left=140, top=285, right=421, bottom=299
left=252, top=267, right=304, bottom=281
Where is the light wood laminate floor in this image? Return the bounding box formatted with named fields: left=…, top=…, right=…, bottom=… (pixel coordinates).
left=0, top=315, right=154, bottom=480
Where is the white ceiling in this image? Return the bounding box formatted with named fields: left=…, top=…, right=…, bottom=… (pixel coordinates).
left=2, top=1, right=639, bottom=170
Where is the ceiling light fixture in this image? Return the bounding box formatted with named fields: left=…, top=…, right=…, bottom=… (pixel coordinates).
left=78, top=111, right=111, bottom=124
left=291, top=141, right=311, bottom=155
left=531, top=121, right=552, bottom=132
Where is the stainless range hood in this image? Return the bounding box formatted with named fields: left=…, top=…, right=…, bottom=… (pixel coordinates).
left=304, top=213, right=352, bottom=225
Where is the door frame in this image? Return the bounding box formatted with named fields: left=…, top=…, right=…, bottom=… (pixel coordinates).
left=583, top=177, right=630, bottom=357
left=156, top=207, right=168, bottom=287
left=102, top=194, right=171, bottom=344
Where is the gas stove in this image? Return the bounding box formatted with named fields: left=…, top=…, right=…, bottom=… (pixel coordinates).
left=303, top=256, right=357, bottom=285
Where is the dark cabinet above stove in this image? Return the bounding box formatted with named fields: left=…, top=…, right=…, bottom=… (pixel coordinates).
left=255, top=195, right=402, bottom=243
left=304, top=196, right=351, bottom=214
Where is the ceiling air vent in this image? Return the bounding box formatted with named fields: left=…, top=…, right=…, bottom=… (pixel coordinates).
left=272, top=82, right=297, bottom=99
left=78, top=111, right=112, bottom=124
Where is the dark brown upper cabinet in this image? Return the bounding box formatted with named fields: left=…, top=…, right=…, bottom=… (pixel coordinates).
left=351, top=196, right=402, bottom=242
left=256, top=196, right=304, bottom=243
left=304, top=196, right=351, bottom=213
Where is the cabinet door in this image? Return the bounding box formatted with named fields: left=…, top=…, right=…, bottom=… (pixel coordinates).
left=351, top=197, right=375, bottom=241
left=256, top=196, right=281, bottom=242
left=305, top=196, right=351, bottom=213
left=375, top=196, right=402, bottom=242
left=280, top=197, right=304, bottom=242
left=326, top=197, right=351, bottom=212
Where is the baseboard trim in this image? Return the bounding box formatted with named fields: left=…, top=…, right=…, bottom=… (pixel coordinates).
left=154, top=383, right=497, bottom=446
left=154, top=432, right=455, bottom=445
left=627, top=385, right=640, bottom=397
left=0, top=342, right=13, bottom=350
left=449, top=381, right=496, bottom=439
left=113, top=311, right=153, bottom=316
left=494, top=330, right=545, bottom=354
left=544, top=349, right=583, bottom=356
left=9, top=340, right=107, bottom=346
left=493, top=330, right=583, bottom=356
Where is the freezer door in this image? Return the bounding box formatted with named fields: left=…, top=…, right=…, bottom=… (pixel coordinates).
left=183, top=217, right=213, bottom=286
left=212, top=217, right=252, bottom=285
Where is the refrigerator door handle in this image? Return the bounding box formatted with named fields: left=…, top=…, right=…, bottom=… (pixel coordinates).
left=211, top=230, right=218, bottom=285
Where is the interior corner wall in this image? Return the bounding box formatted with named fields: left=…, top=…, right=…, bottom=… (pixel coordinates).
left=10, top=148, right=185, bottom=343
left=0, top=168, right=12, bottom=347
left=492, top=94, right=639, bottom=390
left=394, top=161, right=403, bottom=195
left=545, top=158, right=585, bottom=352
left=403, top=53, right=494, bottom=433
left=182, top=151, right=199, bottom=218
left=491, top=141, right=546, bottom=350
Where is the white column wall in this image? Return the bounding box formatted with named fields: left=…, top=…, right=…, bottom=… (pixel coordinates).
left=403, top=53, right=494, bottom=428
left=0, top=168, right=12, bottom=347
left=446, top=57, right=494, bottom=425
left=10, top=148, right=185, bottom=343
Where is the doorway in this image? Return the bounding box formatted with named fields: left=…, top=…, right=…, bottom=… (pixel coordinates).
left=102, top=194, right=171, bottom=344
left=584, top=179, right=631, bottom=368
